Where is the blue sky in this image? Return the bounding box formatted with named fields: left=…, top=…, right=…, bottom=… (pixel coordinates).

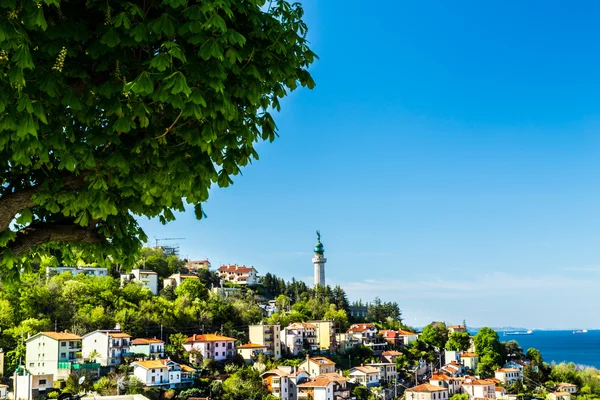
left=139, top=1, right=600, bottom=330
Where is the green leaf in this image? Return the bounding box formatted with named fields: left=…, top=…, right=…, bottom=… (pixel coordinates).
left=39, top=74, right=59, bottom=96
left=100, top=28, right=121, bottom=47
left=74, top=211, right=89, bottom=226
left=194, top=204, right=207, bottom=219
left=8, top=67, right=25, bottom=88
left=169, top=46, right=187, bottom=63
left=12, top=45, right=34, bottom=69
left=206, top=14, right=227, bottom=32
left=198, top=39, right=222, bottom=61
left=16, top=209, right=33, bottom=225
left=130, top=24, right=148, bottom=42
left=114, top=117, right=132, bottom=133
left=191, top=89, right=207, bottom=107
left=17, top=96, right=33, bottom=113
left=129, top=71, right=154, bottom=95
left=16, top=114, right=37, bottom=138
left=114, top=13, right=132, bottom=29
left=163, top=72, right=191, bottom=96
left=149, top=13, right=175, bottom=36
left=149, top=53, right=171, bottom=72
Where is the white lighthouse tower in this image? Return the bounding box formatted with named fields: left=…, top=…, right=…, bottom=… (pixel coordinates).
left=313, top=230, right=327, bottom=287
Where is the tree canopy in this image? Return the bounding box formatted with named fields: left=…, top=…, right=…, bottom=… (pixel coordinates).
left=0, top=0, right=316, bottom=277
left=445, top=331, right=471, bottom=352
left=473, top=327, right=505, bottom=377
left=419, top=321, right=448, bottom=350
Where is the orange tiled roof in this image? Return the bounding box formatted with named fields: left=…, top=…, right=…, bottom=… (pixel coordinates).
left=308, top=356, right=335, bottom=365
left=262, top=368, right=291, bottom=377
left=351, top=366, right=380, bottom=374
left=348, top=323, right=376, bottom=333
left=552, top=392, right=572, bottom=396
left=134, top=360, right=168, bottom=370
left=180, top=364, right=196, bottom=372
left=40, top=332, right=82, bottom=340
left=431, top=374, right=453, bottom=381
left=382, top=350, right=403, bottom=356
left=464, top=379, right=496, bottom=386
left=558, top=383, right=577, bottom=387
left=238, top=343, right=267, bottom=349
left=319, top=372, right=349, bottom=383
left=496, top=368, right=520, bottom=372
left=298, top=378, right=332, bottom=388
left=186, top=334, right=236, bottom=342
left=218, top=265, right=256, bottom=273
left=108, top=332, right=131, bottom=338
left=407, top=383, right=448, bottom=393
left=448, top=325, right=465, bottom=329
left=460, top=352, right=478, bottom=357
left=398, top=330, right=418, bottom=336
left=131, top=338, right=164, bottom=345
left=289, top=322, right=318, bottom=329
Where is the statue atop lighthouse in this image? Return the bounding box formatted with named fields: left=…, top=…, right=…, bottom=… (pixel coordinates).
left=313, top=230, right=327, bottom=286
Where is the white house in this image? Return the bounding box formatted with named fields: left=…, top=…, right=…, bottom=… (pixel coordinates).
left=504, top=360, right=531, bottom=371
left=13, top=370, right=53, bottom=400
left=297, top=378, right=335, bottom=400
left=365, top=362, right=396, bottom=383
left=405, top=383, right=449, bottom=400
left=495, top=368, right=522, bottom=384
left=120, top=269, right=158, bottom=295
left=430, top=373, right=461, bottom=396
left=182, top=334, right=236, bottom=362
left=46, top=266, right=108, bottom=278
left=440, top=361, right=464, bottom=377
left=217, top=265, right=259, bottom=285
left=25, top=331, right=83, bottom=380
left=129, top=338, right=165, bottom=359
left=557, top=383, right=577, bottom=394
left=347, top=324, right=387, bottom=354
left=461, top=377, right=497, bottom=400
left=82, top=329, right=131, bottom=367
left=282, top=322, right=318, bottom=355
left=397, top=330, right=419, bottom=346
left=237, top=343, right=267, bottom=364
left=261, top=367, right=311, bottom=400
left=348, top=366, right=381, bottom=388
left=131, top=359, right=195, bottom=388
left=163, top=273, right=199, bottom=289
left=0, top=384, right=7, bottom=399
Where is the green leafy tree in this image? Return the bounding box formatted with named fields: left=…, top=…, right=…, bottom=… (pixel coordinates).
left=503, top=340, right=524, bottom=360
left=125, top=377, right=144, bottom=395
left=353, top=386, right=369, bottom=400
left=420, top=322, right=448, bottom=349
left=175, top=278, right=208, bottom=300
left=449, top=395, right=469, bottom=400
left=473, top=327, right=505, bottom=377
left=445, top=332, right=471, bottom=352
left=0, top=0, right=316, bottom=277
left=166, top=332, right=188, bottom=360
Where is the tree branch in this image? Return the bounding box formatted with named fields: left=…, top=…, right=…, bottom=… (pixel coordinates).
left=8, top=222, right=105, bottom=257
left=0, top=173, right=87, bottom=232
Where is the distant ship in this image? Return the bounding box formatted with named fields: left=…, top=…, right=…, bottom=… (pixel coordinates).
left=573, top=329, right=588, bottom=334
left=504, top=330, right=533, bottom=336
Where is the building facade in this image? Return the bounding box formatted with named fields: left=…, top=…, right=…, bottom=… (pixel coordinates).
left=217, top=265, right=259, bottom=285
left=249, top=324, right=281, bottom=360
left=163, top=273, right=199, bottom=289
left=494, top=368, right=522, bottom=384
left=129, top=338, right=165, bottom=359
left=405, top=383, right=449, bottom=400
left=82, top=329, right=131, bottom=367
left=282, top=323, right=318, bottom=355
left=46, top=266, right=108, bottom=278
left=25, top=332, right=83, bottom=380
left=182, top=334, right=236, bottom=362
left=120, top=269, right=158, bottom=295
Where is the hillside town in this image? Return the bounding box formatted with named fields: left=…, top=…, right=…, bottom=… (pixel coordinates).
left=0, top=235, right=587, bottom=400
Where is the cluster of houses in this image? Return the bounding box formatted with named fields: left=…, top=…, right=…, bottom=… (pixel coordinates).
left=46, top=261, right=260, bottom=297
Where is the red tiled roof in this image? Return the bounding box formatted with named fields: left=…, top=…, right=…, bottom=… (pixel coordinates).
left=407, top=383, right=448, bottom=393
left=348, top=323, right=376, bottom=333
left=431, top=374, right=453, bottom=381
left=238, top=343, right=267, bottom=349
left=398, top=330, right=418, bottom=336
left=461, top=352, right=478, bottom=357
left=186, top=334, right=236, bottom=342
left=218, top=265, right=256, bottom=273
left=496, top=368, right=520, bottom=372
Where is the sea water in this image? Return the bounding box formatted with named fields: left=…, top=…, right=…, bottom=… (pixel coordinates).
left=499, top=330, right=600, bottom=368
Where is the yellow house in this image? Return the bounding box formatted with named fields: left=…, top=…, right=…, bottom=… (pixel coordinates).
left=460, top=352, right=479, bottom=370
left=299, top=355, right=336, bottom=377
left=548, top=392, right=572, bottom=400
left=308, top=320, right=335, bottom=352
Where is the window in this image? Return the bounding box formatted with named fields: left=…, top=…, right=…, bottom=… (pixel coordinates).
left=29, top=363, right=34, bottom=367
left=39, top=380, right=47, bottom=385
left=61, top=342, right=66, bottom=347
left=60, top=353, right=66, bottom=358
